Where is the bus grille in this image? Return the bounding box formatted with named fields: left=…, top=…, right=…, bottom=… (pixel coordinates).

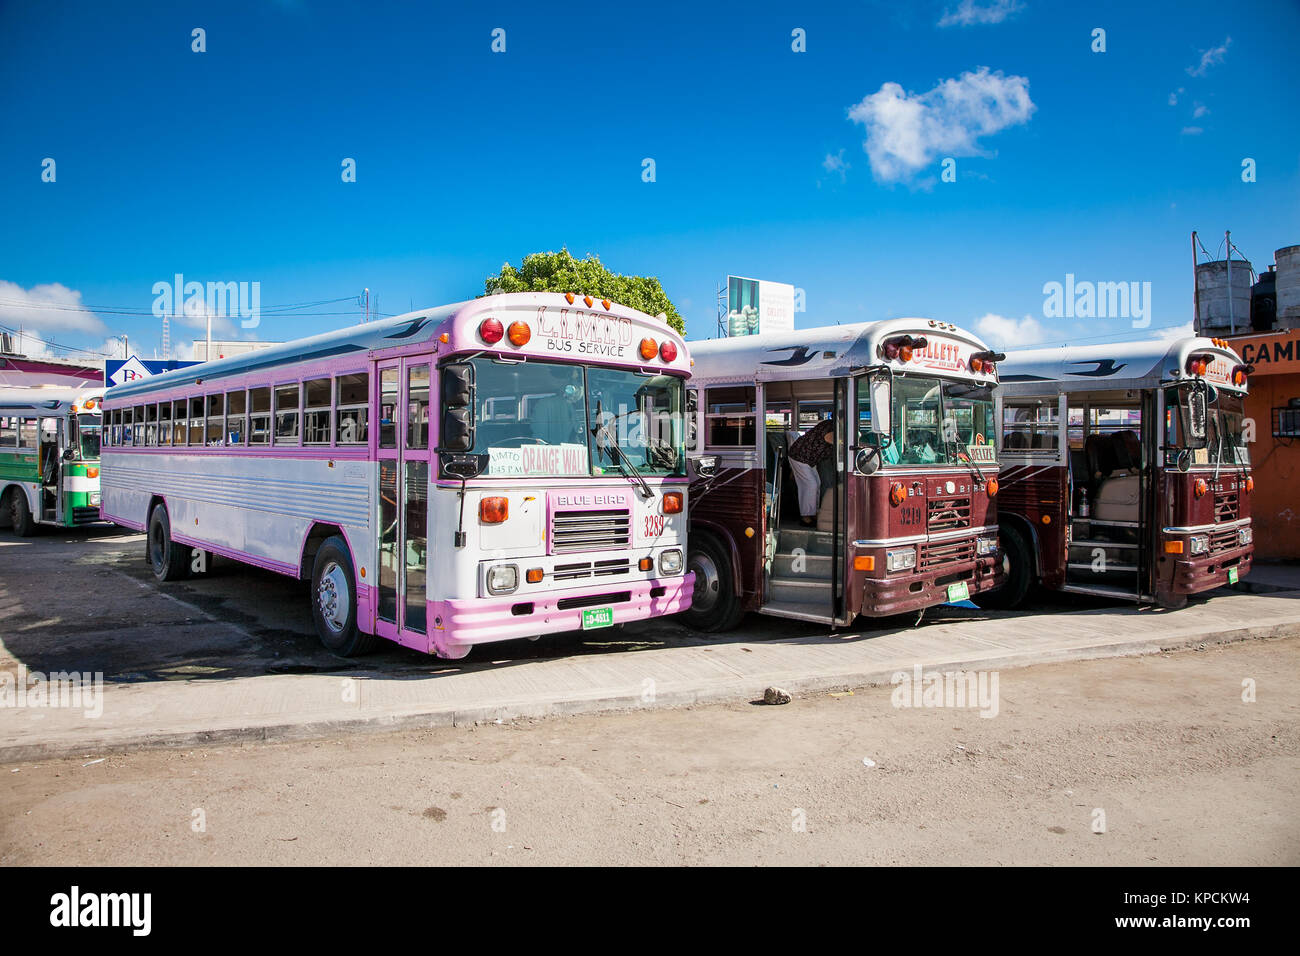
left=1214, top=488, right=1239, bottom=522
left=551, top=508, right=631, bottom=554
left=1210, top=527, right=1239, bottom=552
left=922, top=537, right=976, bottom=570
left=552, top=558, right=632, bottom=581
left=927, top=496, right=971, bottom=532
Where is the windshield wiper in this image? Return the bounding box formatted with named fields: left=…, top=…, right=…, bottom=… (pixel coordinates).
left=590, top=400, right=653, bottom=500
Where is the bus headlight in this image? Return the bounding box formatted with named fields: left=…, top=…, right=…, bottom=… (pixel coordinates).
left=1189, top=535, right=1209, bottom=556
left=1238, top=527, right=1252, bottom=546
left=89, top=491, right=101, bottom=505
left=886, top=547, right=917, bottom=572
left=659, top=548, right=683, bottom=575
left=976, top=536, right=998, bottom=556
left=486, top=564, right=519, bottom=594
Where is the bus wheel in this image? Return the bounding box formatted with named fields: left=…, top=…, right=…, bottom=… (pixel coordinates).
left=147, top=505, right=191, bottom=581
left=311, top=536, right=375, bottom=657
left=681, top=535, right=743, bottom=632
left=8, top=490, right=36, bottom=537
left=971, top=526, right=1032, bottom=611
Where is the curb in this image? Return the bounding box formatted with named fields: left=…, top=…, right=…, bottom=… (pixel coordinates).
left=2, top=616, right=1294, bottom=763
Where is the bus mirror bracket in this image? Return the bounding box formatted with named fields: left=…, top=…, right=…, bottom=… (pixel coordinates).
left=694, top=455, right=718, bottom=479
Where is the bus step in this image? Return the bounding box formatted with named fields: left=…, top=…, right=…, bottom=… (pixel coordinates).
left=759, top=599, right=835, bottom=624
left=1069, top=539, right=1138, bottom=550
left=775, top=527, right=835, bottom=556
left=770, top=550, right=833, bottom=579
left=767, top=574, right=832, bottom=606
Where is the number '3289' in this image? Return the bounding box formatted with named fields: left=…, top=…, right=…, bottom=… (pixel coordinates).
left=644, top=515, right=666, bottom=537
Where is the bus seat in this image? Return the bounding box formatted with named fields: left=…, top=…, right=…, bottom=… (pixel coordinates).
left=1093, top=474, right=1140, bottom=523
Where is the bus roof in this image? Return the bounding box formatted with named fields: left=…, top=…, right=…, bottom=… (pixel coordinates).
left=104, top=293, right=689, bottom=403
left=0, top=385, right=105, bottom=415
left=998, top=336, right=1249, bottom=396
left=688, top=318, right=998, bottom=385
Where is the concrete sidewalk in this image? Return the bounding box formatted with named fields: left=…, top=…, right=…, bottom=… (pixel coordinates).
left=3, top=585, right=1299, bottom=762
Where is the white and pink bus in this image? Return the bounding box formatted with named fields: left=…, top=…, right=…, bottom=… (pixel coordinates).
left=100, top=293, right=693, bottom=658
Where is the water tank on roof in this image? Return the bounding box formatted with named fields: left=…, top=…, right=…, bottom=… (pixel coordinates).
left=1251, top=266, right=1277, bottom=331
left=1275, top=245, right=1300, bottom=329
left=1195, top=258, right=1253, bottom=336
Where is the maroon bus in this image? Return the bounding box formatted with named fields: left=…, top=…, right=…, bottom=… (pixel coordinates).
left=986, top=336, right=1254, bottom=609
left=682, top=319, right=1005, bottom=630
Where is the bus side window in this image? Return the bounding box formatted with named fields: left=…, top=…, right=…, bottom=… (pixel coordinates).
left=158, top=401, right=171, bottom=445
left=20, top=417, right=37, bottom=450
left=686, top=388, right=699, bottom=451
left=336, top=372, right=368, bottom=444
left=1002, top=402, right=1058, bottom=452
left=145, top=403, right=158, bottom=446
left=206, top=394, right=225, bottom=446
left=249, top=387, right=271, bottom=445
left=133, top=406, right=145, bottom=446
left=274, top=384, right=300, bottom=445
left=227, top=389, right=247, bottom=445
left=379, top=368, right=399, bottom=449
left=188, top=396, right=204, bottom=446
left=0, top=416, right=15, bottom=448
left=704, top=386, right=756, bottom=448
left=304, top=378, right=331, bottom=445
left=172, top=400, right=187, bottom=446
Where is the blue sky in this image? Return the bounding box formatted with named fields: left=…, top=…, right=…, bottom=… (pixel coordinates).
left=1, top=0, right=1297, bottom=360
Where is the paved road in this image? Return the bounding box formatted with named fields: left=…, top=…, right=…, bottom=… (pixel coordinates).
left=2, top=636, right=1296, bottom=865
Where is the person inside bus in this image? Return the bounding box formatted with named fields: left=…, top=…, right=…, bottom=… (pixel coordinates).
left=530, top=380, right=585, bottom=445
left=787, top=414, right=835, bottom=527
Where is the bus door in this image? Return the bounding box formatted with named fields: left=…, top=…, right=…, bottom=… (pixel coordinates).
left=373, top=356, right=433, bottom=647
left=37, top=416, right=61, bottom=522
left=1064, top=402, right=1148, bottom=598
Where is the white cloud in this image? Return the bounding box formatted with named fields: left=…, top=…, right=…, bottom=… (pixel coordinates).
left=1192, top=102, right=1209, bottom=118
left=1187, top=37, right=1230, bottom=77
left=848, top=67, right=1035, bottom=183
left=1152, top=321, right=1194, bottom=342
left=822, top=149, right=850, bottom=182
left=937, top=0, right=1024, bottom=28
left=1167, top=87, right=1183, bottom=106
left=1181, top=126, right=1203, bottom=136
left=0, top=280, right=106, bottom=335
left=974, top=312, right=1047, bottom=347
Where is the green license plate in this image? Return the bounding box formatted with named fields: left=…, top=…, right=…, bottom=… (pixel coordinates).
left=1227, top=568, right=1239, bottom=585
left=946, top=582, right=970, bottom=603
left=582, top=607, right=614, bottom=630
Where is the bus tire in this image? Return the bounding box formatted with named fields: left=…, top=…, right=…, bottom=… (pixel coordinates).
left=971, top=525, right=1031, bottom=610
left=681, top=534, right=743, bottom=632
left=9, top=489, right=36, bottom=537
left=147, top=505, right=191, bottom=581
left=311, top=536, right=375, bottom=657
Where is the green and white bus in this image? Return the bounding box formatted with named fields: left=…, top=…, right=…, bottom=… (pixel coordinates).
left=0, top=386, right=105, bottom=536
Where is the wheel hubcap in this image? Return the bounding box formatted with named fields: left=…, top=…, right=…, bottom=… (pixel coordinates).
left=689, top=551, right=720, bottom=613
left=317, top=562, right=350, bottom=633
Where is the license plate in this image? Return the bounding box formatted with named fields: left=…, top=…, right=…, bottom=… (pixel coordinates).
left=1227, top=568, right=1239, bottom=585
left=582, top=607, right=614, bottom=630
left=946, top=582, right=970, bottom=603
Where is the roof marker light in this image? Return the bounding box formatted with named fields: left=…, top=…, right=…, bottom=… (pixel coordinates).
left=565, top=292, right=575, bottom=304
left=479, top=318, right=504, bottom=345
left=602, top=299, right=612, bottom=310
left=639, top=338, right=658, bottom=360
left=659, top=340, right=678, bottom=363
left=507, top=321, right=531, bottom=347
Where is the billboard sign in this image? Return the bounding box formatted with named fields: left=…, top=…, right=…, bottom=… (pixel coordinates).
left=105, top=357, right=201, bottom=388
left=726, top=276, right=795, bottom=337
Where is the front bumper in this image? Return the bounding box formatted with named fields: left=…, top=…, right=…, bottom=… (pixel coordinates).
left=860, top=555, right=1004, bottom=617
left=428, top=573, right=694, bottom=657
left=1169, top=545, right=1252, bottom=594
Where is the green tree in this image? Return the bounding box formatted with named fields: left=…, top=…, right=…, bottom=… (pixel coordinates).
left=482, top=248, right=685, bottom=334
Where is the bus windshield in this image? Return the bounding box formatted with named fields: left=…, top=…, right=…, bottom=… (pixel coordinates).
left=877, top=375, right=996, bottom=466
left=1164, top=386, right=1250, bottom=467
left=467, top=358, right=685, bottom=478
left=77, top=420, right=101, bottom=460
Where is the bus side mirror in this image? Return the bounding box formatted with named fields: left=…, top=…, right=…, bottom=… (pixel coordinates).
left=441, top=362, right=474, bottom=407
left=1187, top=388, right=1208, bottom=445
left=440, top=406, right=474, bottom=453
left=869, top=376, right=891, bottom=436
